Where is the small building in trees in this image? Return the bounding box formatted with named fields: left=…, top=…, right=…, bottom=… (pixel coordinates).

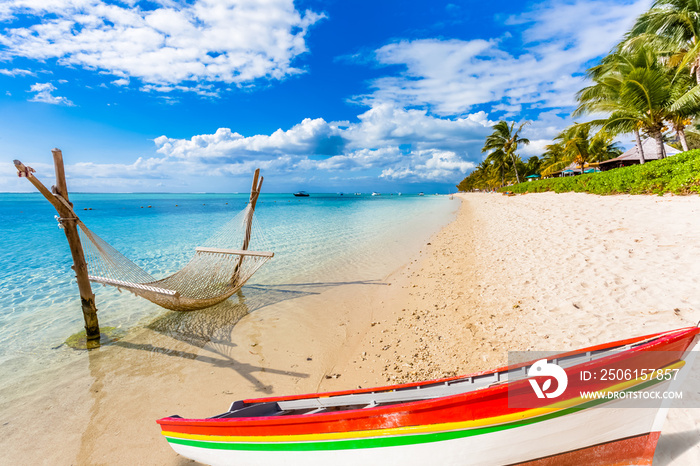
left=599, top=139, right=680, bottom=171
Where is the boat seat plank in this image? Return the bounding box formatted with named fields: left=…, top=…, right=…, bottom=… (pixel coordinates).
left=216, top=401, right=282, bottom=418
left=276, top=375, right=499, bottom=411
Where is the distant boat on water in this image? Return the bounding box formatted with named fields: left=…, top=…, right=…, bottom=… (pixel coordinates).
left=418, top=192, right=424, bottom=196
left=293, top=191, right=310, bottom=197
left=371, top=192, right=381, bottom=196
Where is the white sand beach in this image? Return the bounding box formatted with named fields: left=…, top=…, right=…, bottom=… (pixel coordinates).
left=1, top=191, right=699, bottom=465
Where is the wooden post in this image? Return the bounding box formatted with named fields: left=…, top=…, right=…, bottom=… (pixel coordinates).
left=14, top=150, right=100, bottom=340
left=241, top=168, right=262, bottom=252
left=233, top=169, right=263, bottom=282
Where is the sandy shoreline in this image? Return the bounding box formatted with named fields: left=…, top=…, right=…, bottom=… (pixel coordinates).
left=2, top=192, right=699, bottom=465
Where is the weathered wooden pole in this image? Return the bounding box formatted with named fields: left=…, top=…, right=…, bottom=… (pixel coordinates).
left=233, top=169, right=263, bottom=282
left=14, top=149, right=100, bottom=340
left=241, top=168, right=262, bottom=252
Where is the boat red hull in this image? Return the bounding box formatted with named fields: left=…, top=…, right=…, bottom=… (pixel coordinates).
left=158, top=327, right=699, bottom=465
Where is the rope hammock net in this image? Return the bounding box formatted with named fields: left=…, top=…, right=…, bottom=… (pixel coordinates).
left=76, top=172, right=273, bottom=311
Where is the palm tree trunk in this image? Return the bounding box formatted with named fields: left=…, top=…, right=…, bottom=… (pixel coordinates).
left=634, top=129, right=645, bottom=164
left=678, top=127, right=689, bottom=152
left=653, top=132, right=665, bottom=159
left=508, top=151, right=521, bottom=184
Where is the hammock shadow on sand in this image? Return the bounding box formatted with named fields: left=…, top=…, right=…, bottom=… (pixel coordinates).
left=146, top=279, right=388, bottom=348
left=112, top=338, right=305, bottom=394
left=114, top=280, right=387, bottom=393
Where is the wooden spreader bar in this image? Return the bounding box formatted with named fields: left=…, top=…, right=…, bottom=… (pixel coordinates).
left=88, top=276, right=180, bottom=297
left=195, top=247, right=274, bottom=258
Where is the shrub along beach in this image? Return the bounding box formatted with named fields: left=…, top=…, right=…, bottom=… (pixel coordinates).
left=502, top=149, right=700, bottom=195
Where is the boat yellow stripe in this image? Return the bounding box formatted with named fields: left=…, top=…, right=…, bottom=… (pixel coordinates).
left=162, top=360, right=684, bottom=443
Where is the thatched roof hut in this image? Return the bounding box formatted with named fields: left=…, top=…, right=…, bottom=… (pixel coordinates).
left=599, top=139, right=680, bottom=171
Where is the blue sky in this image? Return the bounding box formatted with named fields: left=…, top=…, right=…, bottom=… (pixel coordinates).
left=0, top=0, right=651, bottom=193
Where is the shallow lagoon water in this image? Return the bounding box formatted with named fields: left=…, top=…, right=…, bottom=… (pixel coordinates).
left=0, top=192, right=457, bottom=389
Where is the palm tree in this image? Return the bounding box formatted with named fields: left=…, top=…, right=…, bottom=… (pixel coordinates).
left=579, top=45, right=700, bottom=156
left=668, top=64, right=700, bottom=150
left=559, top=124, right=594, bottom=174
left=476, top=160, right=499, bottom=190
left=577, top=47, right=675, bottom=159
left=540, top=141, right=568, bottom=176
left=524, top=156, right=541, bottom=176
left=481, top=120, right=530, bottom=184
left=626, top=0, right=700, bottom=84
left=576, top=50, right=649, bottom=162
left=551, top=124, right=622, bottom=175
left=603, top=67, right=671, bottom=158
left=457, top=159, right=499, bottom=191
left=588, top=130, right=624, bottom=162
left=484, top=149, right=511, bottom=186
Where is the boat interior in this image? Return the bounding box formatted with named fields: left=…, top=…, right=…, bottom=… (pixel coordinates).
left=207, top=335, right=663, bottom=419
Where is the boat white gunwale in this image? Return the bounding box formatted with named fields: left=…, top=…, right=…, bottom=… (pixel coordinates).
left=184, top=329, right=688, bottom=423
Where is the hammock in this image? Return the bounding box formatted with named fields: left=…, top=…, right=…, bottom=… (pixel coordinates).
left=75, top=170, right=273, bottom=311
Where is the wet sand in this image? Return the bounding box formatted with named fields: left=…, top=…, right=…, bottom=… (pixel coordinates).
left=1, top=192, right=699, bottom=465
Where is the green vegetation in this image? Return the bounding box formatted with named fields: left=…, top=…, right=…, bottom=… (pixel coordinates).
left=499, top=149, right=700, bottom=195
left=458, top=1, right=700, bottom=193
left=543, top=124, right=622, bottom=177
left=481, top=120, right=530, bottom=185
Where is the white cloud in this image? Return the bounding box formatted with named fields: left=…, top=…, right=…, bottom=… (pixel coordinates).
left=153, top=118, right=347, bottom=161
left=0, top=68, right=34, bottom=77
left=519, top=139, right=551, bottom=158
left=0, top=0, right=325, bottom=92
left=1, top=104, right=488, bottom=191
left=28, top=82, right=75, bottom=106
left=303, top=147, right=403, bottom=172
left=380, top=150, right=475, bottom=182
left=345, top=104, right=492, bottom=152
left=359, top=0, right=651, bottom=115
left=151, top=105, right=491, bottom=177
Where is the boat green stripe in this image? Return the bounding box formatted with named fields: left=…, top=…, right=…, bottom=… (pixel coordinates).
left=166, top=379, right=662, bottom=452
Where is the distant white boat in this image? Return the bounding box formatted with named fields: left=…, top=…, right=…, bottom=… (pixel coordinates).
left=397, top=192, right=402, bottom=196
left=354, top=193, right=361, bottom=196
left=418, top=192, right=424, bottom=196
left=372, top=192, right=381, bottom=196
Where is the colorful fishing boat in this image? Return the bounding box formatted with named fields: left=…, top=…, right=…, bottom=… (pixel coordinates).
left=158, top=326, right=699, bottom=465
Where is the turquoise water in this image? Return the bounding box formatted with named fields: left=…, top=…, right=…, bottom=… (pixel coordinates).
left=0, top=192, right=457, bottom=384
